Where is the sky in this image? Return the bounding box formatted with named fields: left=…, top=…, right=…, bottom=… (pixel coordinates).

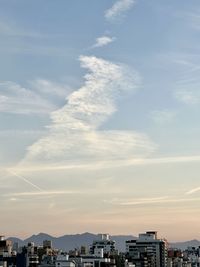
left=1, top=0, right=200, bottom=242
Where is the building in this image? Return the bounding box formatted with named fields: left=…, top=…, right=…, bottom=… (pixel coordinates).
left=43, top=241, right=52, bottom=250
left=0, top=236, right=12, bottom=256
left=26, top=242, right=39, bottom=267
left=55, top=255, right=75, bottom=267
left=90, top=234, right=117, bottom=257
left=126, top=231, right=168, bottom=267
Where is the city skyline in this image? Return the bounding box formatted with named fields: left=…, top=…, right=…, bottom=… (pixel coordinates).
left=1, top=0, right=200, bottom=240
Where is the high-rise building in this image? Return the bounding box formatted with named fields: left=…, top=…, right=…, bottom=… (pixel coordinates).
left=126, top=231, right=168, bottom=267
left=43, top=241, right=52, bottom=250
left=26, top=242, right=39, bottom=267
left=0, top=236, right=12, bottom=256
left=90, top=234, right=116, bottom=257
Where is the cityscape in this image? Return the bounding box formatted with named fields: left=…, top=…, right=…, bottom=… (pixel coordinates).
left=1, top=1, right=200, bottom=267
left=0, top=231, right=200, bottom=267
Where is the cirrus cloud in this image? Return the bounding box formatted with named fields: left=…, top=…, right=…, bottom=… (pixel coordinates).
left=174, top=88, right=200, bottom=105
left=23, top=56, right=155, bottom=165
left=105, top=0, right=136, bottom=22
left=150, top=109, right=176, bottom=124
left=92, top=36, right=116, bottom=48
left=0, top=80, right=70, bottom=115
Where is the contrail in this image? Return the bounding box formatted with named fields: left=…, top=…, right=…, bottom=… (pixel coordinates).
left=6, top=169, right=43, bottom=192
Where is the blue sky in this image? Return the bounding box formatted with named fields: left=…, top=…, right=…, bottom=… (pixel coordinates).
left=1, top=0, right=200, bottom=241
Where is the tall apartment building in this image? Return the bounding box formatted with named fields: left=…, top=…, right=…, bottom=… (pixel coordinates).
left=26, top=242, right=39, bottom=267
left=0, top=236, right=12, bottom=256
left=43, top=241, right=52, bottom=250
left=90, top=234, right=116, bottom=257
left=126, top=231, right=168, bottom=267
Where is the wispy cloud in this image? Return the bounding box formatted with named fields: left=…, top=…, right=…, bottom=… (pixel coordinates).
left=13, top=154, right=200, bottom=172
left=5, top=190, right=81, bottom=197
left=31, top=79, right=71, bottom=99
left=0, top=19, right=46, bottom=38
left=92, top=36, right=116, bottom=48
left=188, top=12, right=200, bottom=31
left=107, top=196, right=200, bottom=206
left=3, top=170, right=81, bottom=199
left=121, top=155, right=200, bottom=166
left=6, top=169, right=43, bottom=192
left=22, top=56, right=155, bottom=166
left=186, top=187, right=200, bottom=195
left=0, top=130, right=47, bottom=137
left=106, top=196, right=169, bottom=205
left=168, top=55, right=200, bottom=106
left=9, top=198, right=18, bottom=202
left=178, top=11, right=200, bottom=31
left=150, top=109, right=176, bottom=124
left=0, top=81, right=54, bottom=115
left=105, top=0, right=136, bottom=22
left=174, top=89, right=200, bottom=105
left=0, top=80, right=69, bottom=115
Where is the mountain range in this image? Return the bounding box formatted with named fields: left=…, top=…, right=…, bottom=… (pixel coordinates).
left=8, top=233, right=134, bottom=252
left=8, top=233, right=200, bottom=252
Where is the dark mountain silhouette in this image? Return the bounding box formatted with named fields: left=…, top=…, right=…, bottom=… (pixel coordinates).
left=169, top=239, right=200, bottom=250
left=8, top=232, right=135, bottom=252
left=8, top=233, right=200, bottom=252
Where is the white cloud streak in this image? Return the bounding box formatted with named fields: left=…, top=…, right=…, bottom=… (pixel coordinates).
left=186, top=187, right=200, bottom=195
left=178, top=12, right=200, bottom=31
left=150, top=109, right=176, bottom=124
left=107, top=196, right=200, bottom=206
left=13, top=154, right=200, bottom=173
left=105, top=0, right=136, bottom=21
left=5, top=190, right=81, bottom=197
left=174, top=89, right=200, bottom=105
left=0, top=20, right=43, bottom=38
left=0, top=81, right=54, bottom=115
left=6, top=169, right=43, bottom=192
left=0, top=130, right=47, bottom=137
left=22, top=56, right=155, bottom=166
left=0, top=80, right=69, bottom=115
left=92, top=36, right=115, bottom=48
left=170, top=55, right=200, bottom=106
left=31, top=79, right=71, bottom=98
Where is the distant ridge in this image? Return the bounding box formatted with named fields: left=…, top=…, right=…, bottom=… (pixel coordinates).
left=8, top=232, right=135, bottom=252
left=8, top=233, right=200, bottom=252
left=169, top=239, right=200, bottom=250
